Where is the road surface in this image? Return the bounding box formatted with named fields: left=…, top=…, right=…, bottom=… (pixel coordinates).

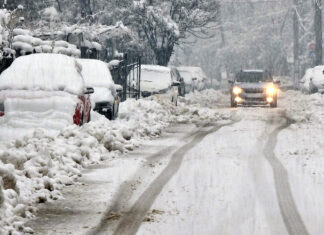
left=28, top=96, right=323, bottom=235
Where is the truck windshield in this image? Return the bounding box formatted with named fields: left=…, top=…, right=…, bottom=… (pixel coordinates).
left=236, top=71, right=272, bottom=83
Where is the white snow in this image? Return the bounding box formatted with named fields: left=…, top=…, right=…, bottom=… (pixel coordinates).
left=0, top=54, right=84, bottom=95
left=0, top=54, right=86, bottom=141
left=0, top=89, right=228, bottom=234
left=11, top=29, right=80, bottom=57
left=3, top=88, right=324, bottom=235
left=0, top=91, right=79, bottom=140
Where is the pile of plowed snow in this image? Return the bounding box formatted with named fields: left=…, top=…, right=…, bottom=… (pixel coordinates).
left=0, top=89, right=229, bottom=234
left=280, top=90, right=324, bottom=124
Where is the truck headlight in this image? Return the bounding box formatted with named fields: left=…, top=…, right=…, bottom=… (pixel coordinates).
left=233, top=86, right=242, bottom=95
left=266, top=86, right=276, bottom=95
left=267, top=97, right=273, bottom=103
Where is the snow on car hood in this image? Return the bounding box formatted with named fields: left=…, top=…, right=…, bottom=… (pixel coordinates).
left=0, top=54, right=85, bottom=95
left=0, top=90, right=79, bottom=140
left=234, top=82, right=271, bottom=90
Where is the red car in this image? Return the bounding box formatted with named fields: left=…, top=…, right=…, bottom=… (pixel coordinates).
left=0, top=54, right=93, bottom=129
left=73, top=89, right=93, bottom=125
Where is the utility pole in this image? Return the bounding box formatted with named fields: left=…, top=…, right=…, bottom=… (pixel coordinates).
left=314, top=0, right=322, bottom=66
left=293, top=0, right=300, bottom=88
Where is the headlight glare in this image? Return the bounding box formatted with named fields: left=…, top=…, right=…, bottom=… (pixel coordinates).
left=266, top=86, right=276, bottom=95
left=233, top=86, right=242, bottom=95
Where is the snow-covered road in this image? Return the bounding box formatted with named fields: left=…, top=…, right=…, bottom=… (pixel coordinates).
left=7, top=90, right=324, bottom=235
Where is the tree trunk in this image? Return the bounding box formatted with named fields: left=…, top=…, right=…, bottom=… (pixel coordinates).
left=79, top=0, right=92, bottom=18
left=155, top=46, right=174, bottom=66
left=293, top=1, right=299, bottom=88
left=315, top=0, right=322, bottom=66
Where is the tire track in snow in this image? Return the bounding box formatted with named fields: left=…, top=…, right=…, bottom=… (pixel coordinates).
left=87, top=125, right=207, bottom=235
left=111, top=121, right=234, bottom=235
left=263, top=115, right=310, bottom=235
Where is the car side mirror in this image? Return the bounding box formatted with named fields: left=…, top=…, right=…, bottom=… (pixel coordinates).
left=228, top=80, right=234, bottom=84
left=84, top=87, right=94, bottom=94
left=192, top=77, right=197, bottom=81
left=274, top=80, right=281, bottom=85
left=172, top=81, right=180, bottom=87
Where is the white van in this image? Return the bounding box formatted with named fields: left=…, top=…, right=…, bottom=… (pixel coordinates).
left=141, top=65, right=179, bottom=105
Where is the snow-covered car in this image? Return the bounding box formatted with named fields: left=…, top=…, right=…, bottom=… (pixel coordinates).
left=78, top=59, right=120, bottom=120
left=229, top=70, right=279, bottom=108
left=178, top=66, right=208, bottom=93
left=0, top=54, right=93, bottom=134
left=300, top=66, right=324, bottom=94
left=141, top=65, right=179, bottom=105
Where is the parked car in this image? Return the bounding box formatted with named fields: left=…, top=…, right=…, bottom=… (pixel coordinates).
left=0, top=53, right=93, bottom=128
left=77, top=59, right=120, bottom=120
left=140, top=65, right=179, bottom=105
left=177, top=66, right=208, bottom=93
left=229, top=69, right=279, bottom=108
left=300, top=66, right=324, bottom=94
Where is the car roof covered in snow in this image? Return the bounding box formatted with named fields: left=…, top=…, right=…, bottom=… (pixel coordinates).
left=77, top=59, right=114, bottom=88
left=141, top=64, right=171, bottom=73
left=0, top=53, right=85, bottom=95
left=242, top=69, right=264, bottom=73
left=177, top=66, right=207, bottom=83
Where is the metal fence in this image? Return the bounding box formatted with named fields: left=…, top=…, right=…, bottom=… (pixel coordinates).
left=110, top=54, right=141, bottom=101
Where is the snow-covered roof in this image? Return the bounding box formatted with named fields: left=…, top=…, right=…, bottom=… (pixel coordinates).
left=141, top=65, right=172, bottom=92
left=11, top=29, right=81, bottom=57
left=77, top=59, right=114, bottom=88
left=0, top=54, right=85, bottom=95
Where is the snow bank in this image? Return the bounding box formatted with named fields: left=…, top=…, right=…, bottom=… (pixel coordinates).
left=0, top=89, right=228, bottom=234
left=0, top=54, right=84, bottom=95
left=141, top=65, right=172, bottom=93
left=281, top=90, right=324, bottom=124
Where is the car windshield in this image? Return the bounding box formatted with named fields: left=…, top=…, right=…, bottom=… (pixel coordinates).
left=236, top=71, right=272, bottom=83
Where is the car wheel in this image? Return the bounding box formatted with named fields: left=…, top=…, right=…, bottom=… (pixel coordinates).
left=230, top=96, right=237, bottom=107
left=270, top=96, right=277, bottom=108
left=105, top=110, right=113, bottom=120
left=270, top=99, right=277, bottom=108
left=80, top=112, right=84, bottom=126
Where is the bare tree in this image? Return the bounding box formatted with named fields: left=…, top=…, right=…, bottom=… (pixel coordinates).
left=314, top=0, right=322, bottom=66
